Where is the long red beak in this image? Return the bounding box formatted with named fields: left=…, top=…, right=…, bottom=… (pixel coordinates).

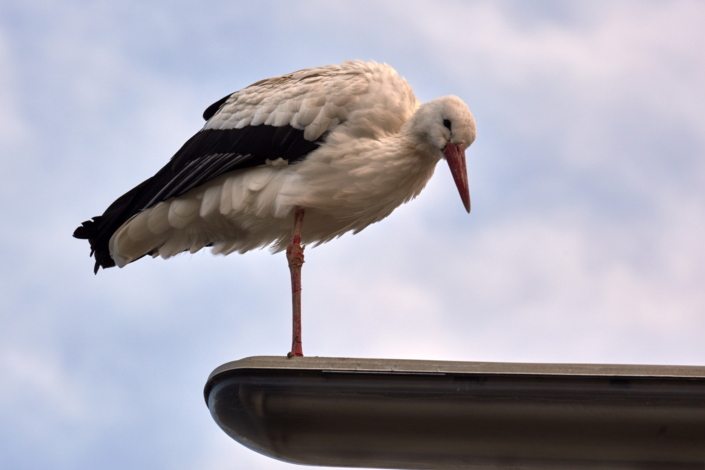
left=443, top=143, right=471, bottom=213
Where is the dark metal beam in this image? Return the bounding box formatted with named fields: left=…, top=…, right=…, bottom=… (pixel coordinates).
left=204, top=356, right=705, bottom=469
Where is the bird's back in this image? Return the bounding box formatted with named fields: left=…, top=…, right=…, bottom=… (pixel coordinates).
left=205, top=61, right=418, bottom=141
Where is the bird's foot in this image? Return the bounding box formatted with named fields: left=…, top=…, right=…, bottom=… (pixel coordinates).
left=287, top=327, right=303, bottom=357
left=287, top=347, right=303, bottom=358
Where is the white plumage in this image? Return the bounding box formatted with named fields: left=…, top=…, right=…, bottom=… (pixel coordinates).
left=102, top=61, right=476, bottom=267
left=74, top=60, right=476, bottom=356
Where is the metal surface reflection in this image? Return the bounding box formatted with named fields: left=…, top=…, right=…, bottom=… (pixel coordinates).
left=204, top=356, right=705, bottom=469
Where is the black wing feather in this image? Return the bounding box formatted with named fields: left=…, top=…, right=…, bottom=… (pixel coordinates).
left=202, top=94, right=232, bottom=121
left=74, top=124, right=322, bottom=273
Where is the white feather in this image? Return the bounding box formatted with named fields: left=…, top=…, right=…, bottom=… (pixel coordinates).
left=228, top=178, right=249, bottom=214
left=126, top=211, right=151, bottom=241
left=147, top=202, right=171, bottom=234
left=168, top=198, right=199, bottom=229
left=219, top=175, right=234, bottom=215
left=199, top=185, right=222, bottom=219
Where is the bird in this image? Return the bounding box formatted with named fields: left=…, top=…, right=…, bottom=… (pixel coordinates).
left=74, top=60, right=476, bottom=357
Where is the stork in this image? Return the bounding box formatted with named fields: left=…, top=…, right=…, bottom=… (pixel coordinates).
left=74, top=60, right=476, bottom=357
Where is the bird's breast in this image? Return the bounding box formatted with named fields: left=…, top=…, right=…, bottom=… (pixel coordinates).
left=282, top=138, right=438, bottom=234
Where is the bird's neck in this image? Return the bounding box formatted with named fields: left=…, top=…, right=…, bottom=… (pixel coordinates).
left=356, top=132, right=441, bottom=205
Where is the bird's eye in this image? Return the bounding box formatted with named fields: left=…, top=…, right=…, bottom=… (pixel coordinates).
left=443, top=119, right=452, bottom=130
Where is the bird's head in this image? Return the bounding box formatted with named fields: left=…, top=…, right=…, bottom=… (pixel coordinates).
left=407, top=95, right=476, bottom=213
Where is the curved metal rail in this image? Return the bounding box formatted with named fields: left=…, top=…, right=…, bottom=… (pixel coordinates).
left=204, top=356, right=705, bottom=469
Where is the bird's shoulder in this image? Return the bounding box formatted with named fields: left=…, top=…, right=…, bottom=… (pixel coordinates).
left=204, top=60, right=419, bottom=141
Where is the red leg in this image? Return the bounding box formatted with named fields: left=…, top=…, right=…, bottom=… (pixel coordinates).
left=286, top=207, right=305, bottom=357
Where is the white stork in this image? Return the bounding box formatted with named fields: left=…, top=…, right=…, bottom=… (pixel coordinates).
left=74, top=60, right=476, bottom=357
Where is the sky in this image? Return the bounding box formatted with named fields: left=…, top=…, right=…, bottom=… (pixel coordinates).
left=1, top=1, right=704, bottom=469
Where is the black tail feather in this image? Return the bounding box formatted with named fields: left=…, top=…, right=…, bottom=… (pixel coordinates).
left=73, top=178, right=154, bottom=274
left=73, top=216, right=117, bottom=273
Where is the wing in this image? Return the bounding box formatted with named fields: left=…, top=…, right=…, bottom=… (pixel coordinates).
left=74, top=60, right=417, bottom=272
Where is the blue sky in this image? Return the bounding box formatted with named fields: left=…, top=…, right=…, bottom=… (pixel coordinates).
left=1, top=1, right=704, bottom=469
